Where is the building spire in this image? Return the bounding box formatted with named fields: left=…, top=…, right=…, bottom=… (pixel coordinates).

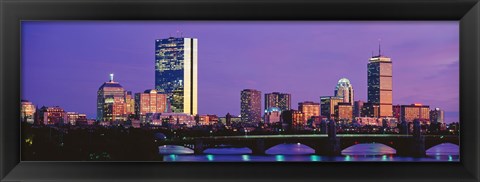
left=109, top=73, right=114, bottom=82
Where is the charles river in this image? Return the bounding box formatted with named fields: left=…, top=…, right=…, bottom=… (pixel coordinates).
left=158, top=143, right=459, bottom=162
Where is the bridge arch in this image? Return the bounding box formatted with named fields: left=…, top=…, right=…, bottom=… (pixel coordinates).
left=341, top=143, right=396, bottom=155
left=265, top=143, right=316, bottom=155
left=426, top=143, right=459, bottom=155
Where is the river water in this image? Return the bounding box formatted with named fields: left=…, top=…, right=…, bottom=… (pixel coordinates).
left=159, top=143, right=459, bottom=162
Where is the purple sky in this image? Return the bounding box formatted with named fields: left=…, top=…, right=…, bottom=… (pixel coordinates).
left=21, top=21, right=459, bottom=123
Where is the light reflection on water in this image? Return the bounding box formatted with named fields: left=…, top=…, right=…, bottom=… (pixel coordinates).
left=159, top=143, right=459, bottom=162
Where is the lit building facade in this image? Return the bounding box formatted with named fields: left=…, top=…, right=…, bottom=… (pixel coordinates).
left=393, top=105, right=401, bottom=121
left=353, top=100, right=364, bottom=117
left=265, top=92, right=291, bottom=112
left=125, top=91, right=135, bottom=116
left=320, top=96, right=343, bottom=119
left=241, top=89, right=262, bottom=123
left=264, top=107, right=281, bottom=124
left=281, top=109, right=305, bottom=127
left=334, top=78, right=354, bottom=105
left=66, top=112, right=80, bottom=125
left=298, top=101, right=320, bottom=121
left=335, top=102, right=353, bottom=121
left=362, top=102, right=380, bottom=118
left=401, top=104, right=430, bottom=124
left=97, top=74, right=126, bottom=122
left=146, top=113, right=196, bottom=127
left=21, top=100, right=36, bottom=124
left=155, top=37, right=198, bottom=115
left=39, top=106, right=67, bottom=125
left=430, top=108, right=445, bottom=124
left=134, top=89, right=168, bottom=121
left=367, top=52, right=393, bottom=117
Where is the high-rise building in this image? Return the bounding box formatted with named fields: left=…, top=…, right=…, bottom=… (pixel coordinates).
left=265, top=92, right=291, bottom=112
left=430, top=108, right=445, bottom=124
left=125, top=91, right=135, bottom=116
left=241, top=89, right=262, bottom=123
left=155, top=37, right=198, bottom=115
left=367, top=49, right=393, bottom=117
left=362, top=102, right=380, bottom=118
left=353, top=100, right=364, bottom=117
left=298, top=101, right=320, bottom=121
left=401, top=104, right=430, bottom=124
left=20, top=100, right=36, bottom=124
left=334, top=78, right=354, bottom=105
left=134, top=89, right=168, bottom=121
left=320, top=96, right=343, bottom=119
left=335, top=103, right=353, bottom=121
left=97, top=74, right=126, bottom=122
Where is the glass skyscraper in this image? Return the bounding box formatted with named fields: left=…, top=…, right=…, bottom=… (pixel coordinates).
left=265, top=92, right=291, bottom=112
left=241, top=89, right=262, bottom=123
left=367, top=51, right=393, bottom=117
left=97, top=74, right=126, bottom=121
left=334, top=78, right=354, bottom=105
left=155, top=37, right=198, bottom=115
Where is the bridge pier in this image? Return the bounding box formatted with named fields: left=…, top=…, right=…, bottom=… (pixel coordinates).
left=314, top=138, right=341, bottom=156
left=251, top=139, right=266, bottom=155
left=194, top=139, right=204, bottom=154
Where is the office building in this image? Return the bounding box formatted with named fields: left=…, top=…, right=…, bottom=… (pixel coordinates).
left=125, top=91, right=135, bottom=116
left=264, top=107, right=282, bottom=124
left=265, top=92, right=291, bottom=111
left=367, top=48, right=393, bottom=117
left=335, top=102, right=353, bottom=121
left=334, top=78, right=354, bottom=105
left=298, top=101, right=320, bottom=121
left=39, top=106, right=67, bottom=125
left=241, top=89, right=262, bottom=123
left=401, top=104, right=430, bottom=124
left=97, top=74, right=126, bottom=122
left=134, top=89, right=168, bottom=121
left=155, top=37, right=198, bottom=115
left=353, top=100, right=364, bottom=117
left=362, top=102, right=380, bottom=118
left=320, top=96, right=343, bottom=119
left=430, top=108, right=445, bottom=124
left=21, top=100, right=36, bottom=124
left=281, top=109, right=305, bottom=127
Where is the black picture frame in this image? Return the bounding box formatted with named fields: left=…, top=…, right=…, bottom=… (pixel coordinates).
left=1, top=0, right=479, bottom=181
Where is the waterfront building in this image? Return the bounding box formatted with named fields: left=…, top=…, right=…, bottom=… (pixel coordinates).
left=76, top=114, right=88, bottom=126
left=264, top=107, right=282, bottom=124
left=146, top=113, right=196, bottom=127
left=134, top=89, right=168, bottom=121
left=198, top=114, right=219, bottom=125
left=362, top=102, right=380, bottom=118
left=334, top=78, right=354, bottom=105
left=298, top=101, right=320, bottom=122
left=353, top=100, right=364, bottom=117
left=125, top=91, right=135, bottom=116
left=20, top=100, right=36, bottom=124
left=392, top=105, right=401, bottom=121
left=320, top=96, right=343, bottom=119
left=335, top=102, right=353, bottom=122
left=97, top=74, right=126, bottom=122
left=355, top=117, right=381, bottom=126
left=155, top=37, right=198, bottom=115
left=367, top=48, right=393, bottom=117
left=39, top=106, right=67, bottom=125
left=241, top=89, right=262, bottom=123
left=430, top=108, right=445, bottom=124
left=401, top=103, right=430, bottom=124
left=281, top=109, right=306, bottom=128
left=265, top=92, right=291, bottom=111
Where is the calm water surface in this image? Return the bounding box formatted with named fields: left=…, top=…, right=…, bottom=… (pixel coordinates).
left=159, top=143, right=459, bottom=162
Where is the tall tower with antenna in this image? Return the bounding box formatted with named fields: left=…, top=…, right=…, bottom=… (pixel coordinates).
left=367, top=41, right=393, bottom=117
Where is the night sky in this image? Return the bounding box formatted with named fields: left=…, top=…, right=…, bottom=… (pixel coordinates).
left=22, top=21, right=459, bottom=123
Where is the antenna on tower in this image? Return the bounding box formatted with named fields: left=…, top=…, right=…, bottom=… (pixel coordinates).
left=378, top=38, right=382, bottom=56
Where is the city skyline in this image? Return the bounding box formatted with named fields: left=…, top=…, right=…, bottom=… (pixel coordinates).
left=22, top=21, right=459, bottom=123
